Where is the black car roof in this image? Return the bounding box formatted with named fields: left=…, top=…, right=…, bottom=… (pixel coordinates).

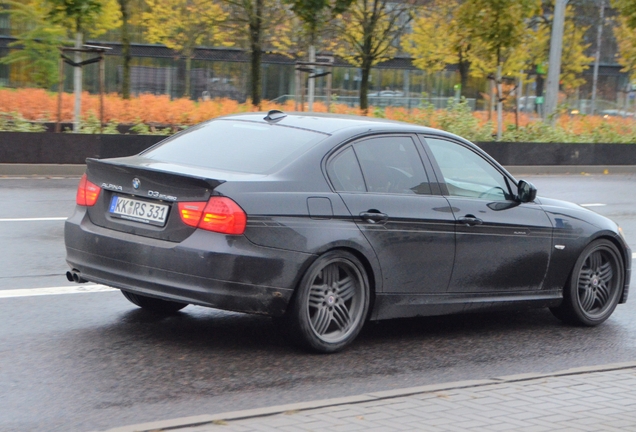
left=218, top=112, right=449, bottom=136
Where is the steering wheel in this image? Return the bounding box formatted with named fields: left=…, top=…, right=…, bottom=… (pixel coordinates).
left=478, top=186, right=506, bottom=199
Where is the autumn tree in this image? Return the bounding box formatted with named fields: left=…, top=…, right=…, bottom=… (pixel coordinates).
left=222, top=0, right=291, bottom=107
left=514, top=5, right=592, bottom=97
left=403, top=0, right=473, bottom=97
left=334, top=0, right=414, bottom=113
left=286, top=0, right=352, bottom=46
left=117, top=0, right=131, bottom=98
left=458, top=0, right=540, bottom=139
left=46, top=0, right=120, bottom=131
left=117, top=0, right=155, bottom=99
left=0, top=0, right=67, bottom=88
left=612, top=0, right=636, bottom=81
left=143, top=0, right=228, bottom=98
left=612, top=0, right=636, bottom=27
left=46, top=0, right=120, bottom=50
left=559, top=7, right=593, bottom=94
left=46, top=0, right=117, bottom=34
left=614, top=15, right=636, bottom=81
left=286, top=0, right=353, bottom=109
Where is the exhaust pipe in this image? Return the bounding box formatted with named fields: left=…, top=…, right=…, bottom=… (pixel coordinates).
left=66, top=270, right=88, bottom=284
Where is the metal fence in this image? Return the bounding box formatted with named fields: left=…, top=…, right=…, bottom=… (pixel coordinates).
left=273, top=95, right=477, bottom=110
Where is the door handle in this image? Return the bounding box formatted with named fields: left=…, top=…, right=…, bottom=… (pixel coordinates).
left=360, top=211, right=389, bottom=224
left=458, top=214, right=483, bottom=226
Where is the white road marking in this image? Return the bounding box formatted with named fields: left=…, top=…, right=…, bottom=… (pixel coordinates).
left=580, top=203, right=606, bottom=207
left=633, top=253, right=636, bottom=260
left=0, top=285, right=116, bottom=299
left=0, top=217, right=67, bottom=222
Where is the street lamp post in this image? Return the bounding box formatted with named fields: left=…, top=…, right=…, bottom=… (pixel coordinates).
left=544, top=0, right=568, bottom=123
left=591, top=0, right=606, bottom=116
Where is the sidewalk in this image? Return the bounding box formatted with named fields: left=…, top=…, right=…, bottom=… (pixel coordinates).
left=106, top=362, right=636, bottom=432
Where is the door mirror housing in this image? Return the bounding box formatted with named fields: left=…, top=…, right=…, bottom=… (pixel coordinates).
left=517, top=180, right=537, bottom=203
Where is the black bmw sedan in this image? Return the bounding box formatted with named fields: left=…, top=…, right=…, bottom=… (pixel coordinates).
left=65, top=111, right=631, bottom=353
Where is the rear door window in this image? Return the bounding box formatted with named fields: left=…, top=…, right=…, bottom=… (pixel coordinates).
left=353, top=136, right=432, bottom=195
left=327, top=147, right=366, bottom=192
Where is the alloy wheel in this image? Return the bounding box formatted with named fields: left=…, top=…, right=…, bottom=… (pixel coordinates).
left=577, top=248, right=618, bottom=318
left=306, top=258, right=366, bottom=344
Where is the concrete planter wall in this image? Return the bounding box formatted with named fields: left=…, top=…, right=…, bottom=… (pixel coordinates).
left=474, top=142, right=636, bottom=166
left=0, top=132, right=165, bottom=164
left=1, top=132, right=635, bottom=166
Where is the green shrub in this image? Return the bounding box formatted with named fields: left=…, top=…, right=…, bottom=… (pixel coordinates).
left=437, top=99, right=493, bottom=142
left=502, top=122, right=571, bottom=143
left=71, top=113, right=120, bottom=134
left=0, top=112, right=46, bottom=132
left=129, top=122, right=173, bottom=135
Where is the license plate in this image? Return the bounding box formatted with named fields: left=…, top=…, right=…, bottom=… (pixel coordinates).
left=109, top=196, right=170, bottom=226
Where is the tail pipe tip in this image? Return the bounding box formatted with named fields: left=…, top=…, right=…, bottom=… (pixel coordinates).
left=66, top=270, right=88, bottom=284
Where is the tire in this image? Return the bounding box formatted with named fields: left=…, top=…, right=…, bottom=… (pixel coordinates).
left=550, top=239, right=624, bottom=326
left=121, top=290, right=187, bottom=314
left=283, top=251, right=370, bottom=353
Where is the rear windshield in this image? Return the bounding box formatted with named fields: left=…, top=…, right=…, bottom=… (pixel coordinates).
left=141, top=119, right=328, bottom=174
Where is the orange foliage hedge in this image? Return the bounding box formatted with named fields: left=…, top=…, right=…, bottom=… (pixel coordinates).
left=0, top=87, right=470, bottom=126
left=1, top=88, right=635, bottom=142
left=0, top=88, right=249, bottom=124
left=0, top=88, right=364, bottom=124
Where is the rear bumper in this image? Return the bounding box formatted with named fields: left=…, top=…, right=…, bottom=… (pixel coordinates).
left=65, top=208, right=314, bottom=316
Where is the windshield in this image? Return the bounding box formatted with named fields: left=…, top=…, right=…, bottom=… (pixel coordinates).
left=142, top=119, right=328, bottom=174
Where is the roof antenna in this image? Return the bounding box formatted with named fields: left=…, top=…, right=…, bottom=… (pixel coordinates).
left=264, top=110, right=287, bottom=122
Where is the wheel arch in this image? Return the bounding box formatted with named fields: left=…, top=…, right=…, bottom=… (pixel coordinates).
left=284, top=245, right=379, bottom=319
left=559, top=233, right=629, bottom=300
left=592, top=233, right=630, bottom=304
left=330, top=246, right=378, bottom=319
left=550, top=234, right=626, bottom=325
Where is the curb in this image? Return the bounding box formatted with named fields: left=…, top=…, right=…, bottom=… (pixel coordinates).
left=506, top=165, right=636, bottom=175
left=0, top=164, right=85, bottom=177
left=101, top=361, right=636, bottom=432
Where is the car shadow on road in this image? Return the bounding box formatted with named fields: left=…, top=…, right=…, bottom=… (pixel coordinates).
left=49, top=303, right=630, bottom=412
left=96, top=303, right=627, bottom=354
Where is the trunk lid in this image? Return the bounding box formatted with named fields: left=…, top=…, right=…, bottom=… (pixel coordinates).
left=85, top=157, right=225, bottom=242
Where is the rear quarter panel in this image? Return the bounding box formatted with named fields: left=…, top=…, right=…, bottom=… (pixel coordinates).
left=216, top=177, right=384, bottom=295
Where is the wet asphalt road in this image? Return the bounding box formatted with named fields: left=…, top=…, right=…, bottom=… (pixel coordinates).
left=1, top=174, right=636, bottom=432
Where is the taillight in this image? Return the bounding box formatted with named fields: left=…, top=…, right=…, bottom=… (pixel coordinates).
left=76, top=174, right=101, bottom=206
left=178, top=197, right=246, bottom=235
left=178, top=202, right=206, bottom=227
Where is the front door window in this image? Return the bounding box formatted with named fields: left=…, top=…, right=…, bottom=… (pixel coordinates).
left=425, top=137, right=512, bottom=201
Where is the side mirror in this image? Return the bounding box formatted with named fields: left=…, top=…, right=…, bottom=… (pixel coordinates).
left=517, top=180, right=537, bottom=203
